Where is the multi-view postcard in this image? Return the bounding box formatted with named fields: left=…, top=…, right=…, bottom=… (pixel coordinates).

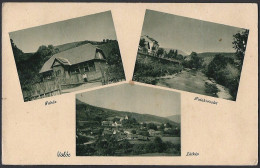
left=9, top=11, right=125, bottom=102
left=2, top=3, right=258, bottom=166
left=133, top=10, right=249, bottom=101
left=76, top=84, right=181, bottom=156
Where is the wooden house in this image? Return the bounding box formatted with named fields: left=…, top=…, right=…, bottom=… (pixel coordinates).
left=140, top=35, right=159, bottom=54
left=39, top=43, right=107, bottom=83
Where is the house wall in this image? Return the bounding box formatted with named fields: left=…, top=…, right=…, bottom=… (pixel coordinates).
left=52, top=65, right=65, bottom=78
left=69, top=60, right=106, bottom=82
left=95, top=51, right=104, bottom=59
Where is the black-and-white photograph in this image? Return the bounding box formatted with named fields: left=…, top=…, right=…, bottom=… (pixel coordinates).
left=76, top=84, right=181, bottom=156
left=9, top=11, right=125, bottom=102
left=133, top=10, right=249, bottom=101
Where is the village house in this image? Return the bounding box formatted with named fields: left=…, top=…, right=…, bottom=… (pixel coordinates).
left=120, top=115, right=129, bottom=121
left=104, top=127, right=112, bottom=131
left=102, top=129, right=113, bottom=136
left=124, top=129, right=133, bottom=135
left=112, top=121, right=122, bottom=127
left=137, top=135, right=149, bottom=141
left=90, top=128, right=100, bottom=135
left=39, top=43, right=107, bottom=83
left=127, top=134, right=139, bottom=140
left=102, top=121, right=113, bottom=126
left=112, top=132, right=127, bottom=141
left=148, top=129, right=162, bottom=136
left=140, top=35, right=159, bottom=54
left=113, top=130, right=119, bottom=134
left=164, top=127, right=172, bottom=131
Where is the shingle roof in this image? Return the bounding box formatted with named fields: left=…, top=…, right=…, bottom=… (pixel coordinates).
left=54, top=57, right=71, bottom=66
left=141, top=35, right=158, bottom=43
left=39, top=43, right=104, bottom=73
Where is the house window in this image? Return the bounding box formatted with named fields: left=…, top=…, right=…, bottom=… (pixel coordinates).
left=83, top=65, right=89, bottom=72
left=71, top=67, right=80, bottom=74
left=88, top=62, right=96, bottom=71
left=55, top=70, right=61, bottom=76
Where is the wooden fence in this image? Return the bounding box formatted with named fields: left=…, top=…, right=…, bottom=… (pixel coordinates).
left=23, top=71, right=106, bottom=102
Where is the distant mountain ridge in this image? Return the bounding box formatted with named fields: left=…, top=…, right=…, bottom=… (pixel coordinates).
left=184, top=52, right=236, bottom=65
left=76, top=99, right=180, bottom=128
left=167, top=115, right=181, bottom=123
left=162, top=48, right=189, bottom=56
left=197, top=52, right=236, bottom=65
left=197, top=52, right=235, bottom=57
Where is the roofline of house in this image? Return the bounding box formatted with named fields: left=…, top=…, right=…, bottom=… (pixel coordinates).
left=39, top=58, right=106, bottom=74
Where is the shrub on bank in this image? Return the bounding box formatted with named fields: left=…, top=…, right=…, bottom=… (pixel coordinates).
left=133, top=55, right=183, bottom=82
left=205, top=83, right=219, bottom=97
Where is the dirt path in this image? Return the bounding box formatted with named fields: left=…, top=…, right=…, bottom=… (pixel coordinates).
left=156, top=69, right=233, bottom=100
left=61, top=82, right=102, bottom=93
left=215, top=84, right=233, bottom=100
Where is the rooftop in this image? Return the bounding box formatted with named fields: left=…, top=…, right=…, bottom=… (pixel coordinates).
left=39, top=43, right=105, bottom=73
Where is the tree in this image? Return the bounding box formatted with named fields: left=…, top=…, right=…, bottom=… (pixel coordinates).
left=10, top=39, right=24, bottom=62
left=113, top=117, right=120, bottom=122
left=157, top=48, right=164, bottom=57
left=232, top=29, right=249, bottom=66
left=153, top=137, right=166, bottom=152
left=176, top=54, right=184, bottom=60
left=206, top=54, right=238, bottom=100
left=131, top=130, right=136, bottom=134
left=120, top=140, right=132, bottom=153
left=189, top=52, right=203, bottom=69
left=35, top=45, right=59, bottom=62
left=206, top=54, right=231, bottom=83
left=139, top=131, right=149, bottom=136
left=165, top=122, right=172, bottom=128
left=174, top=50, right=178, bottom=58
left=147, top=123, right=157, bottom=130
left=205, top=83, right=219, bottom=96
left=160, top=123, right=165, bottom=130
left=139, top=38, right=145, bottom=48
left=106, top=46, right=125, bottom=82
left=166, top=49, right=175, bottom=59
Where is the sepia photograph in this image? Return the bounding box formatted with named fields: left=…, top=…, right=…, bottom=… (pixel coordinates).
left=76, top=84, right=181, bottom=156
left=9, top=11, right=125, bottom=102
left=133, top=10, right=249, bottom=101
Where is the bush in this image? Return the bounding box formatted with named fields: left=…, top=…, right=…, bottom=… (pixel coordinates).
left=183, top=52, right=203, bottom=69
left=206, top=54, right=239, bottom=100
left=205, top=83, right=219, bottom=96
left=133, top=55, right=183, bottom=81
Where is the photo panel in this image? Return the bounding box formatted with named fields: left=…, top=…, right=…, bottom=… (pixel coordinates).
left=9, top=11, right=125, bottom=102
left=76, top=83, right=181, bottom=156
left=133, top=9, right=249, bottom=101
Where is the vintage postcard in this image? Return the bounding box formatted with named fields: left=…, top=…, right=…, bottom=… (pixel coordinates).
left=76, top=84, right=181, bottom=156
left=133, top=10, right=249, bottom=101
left=2, top=3, right=258, bottom=166
left=9, top=11, right=125, bottom=102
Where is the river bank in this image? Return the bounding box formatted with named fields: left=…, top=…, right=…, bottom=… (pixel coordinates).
left=155, top=69, right=233, bottom=100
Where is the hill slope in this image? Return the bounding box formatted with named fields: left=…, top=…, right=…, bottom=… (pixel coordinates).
left=197, top=52, right=236, bottom=65
left=76, top=99, right=180, bottom=128
left=162, top=48, right=188, bottom=56
left=167, top=115, right=181, bottom=123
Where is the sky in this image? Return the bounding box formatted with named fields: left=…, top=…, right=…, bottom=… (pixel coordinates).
left=9, top=11, right=117, bottom=53
left=76, top=84, right=181, bottom=118
left=141, top=10, right=247, bottom=54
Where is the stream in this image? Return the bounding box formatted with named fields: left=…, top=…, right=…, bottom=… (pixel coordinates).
left=156, top=69, right=233, bottom=100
